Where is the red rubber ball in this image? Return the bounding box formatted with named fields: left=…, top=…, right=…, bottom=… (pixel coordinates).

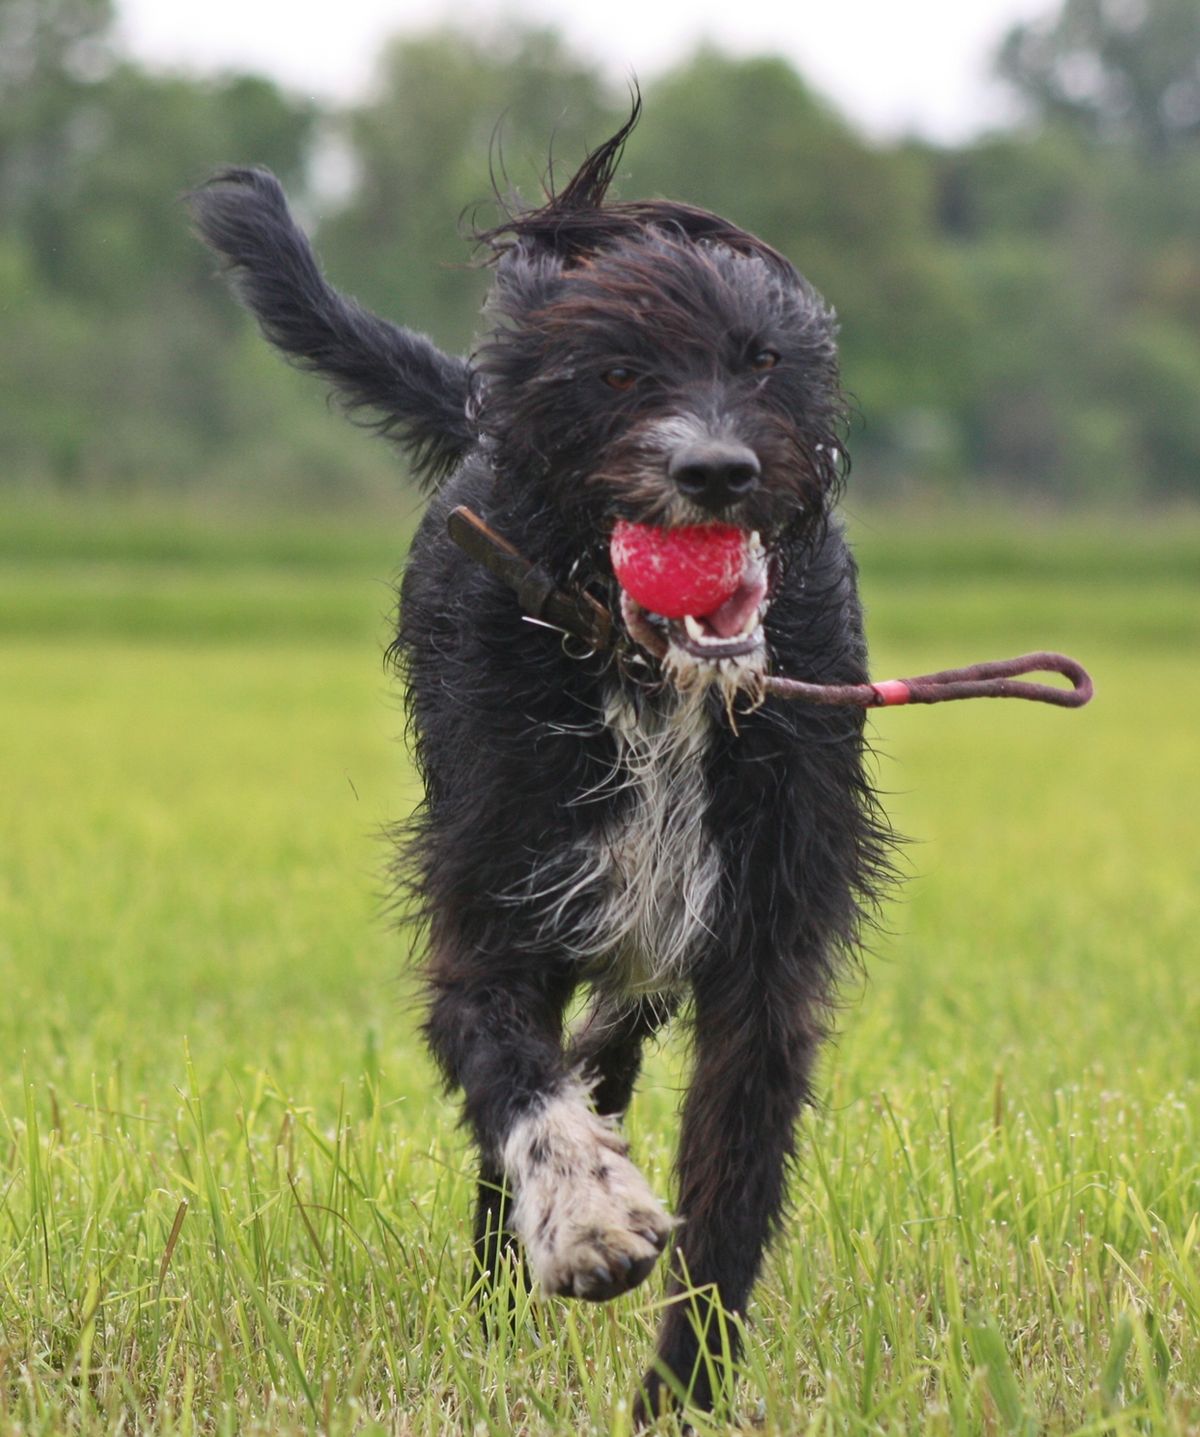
left=610, top=520, right=746, bottom=619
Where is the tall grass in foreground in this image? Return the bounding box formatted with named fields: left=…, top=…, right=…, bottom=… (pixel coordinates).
left=1, top=502, right=1197, bottom=1434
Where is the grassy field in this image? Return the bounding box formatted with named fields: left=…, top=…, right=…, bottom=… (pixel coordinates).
left=1, top=499, right=1198, bottom=1435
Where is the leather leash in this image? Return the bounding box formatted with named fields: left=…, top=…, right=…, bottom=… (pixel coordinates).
left=446, top=505, right=1093, bottom=711
left=447, top=505, right=613, bottom=650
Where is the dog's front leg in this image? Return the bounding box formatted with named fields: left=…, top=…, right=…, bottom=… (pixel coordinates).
left=501, top=1069, right=675, bottom=1302
left=635, top=972, right=818, bottom=1422
left=425, top=958, right=674, bottom=1304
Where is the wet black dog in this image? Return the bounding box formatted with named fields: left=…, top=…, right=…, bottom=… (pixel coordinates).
left=191, top=105, right=895, bottom=1422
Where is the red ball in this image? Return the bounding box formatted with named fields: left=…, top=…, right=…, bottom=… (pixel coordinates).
left=610, top=520, right=747, bottom=619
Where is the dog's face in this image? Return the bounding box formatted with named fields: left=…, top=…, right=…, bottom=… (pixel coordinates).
left=475, top=224, right=844, bottom=684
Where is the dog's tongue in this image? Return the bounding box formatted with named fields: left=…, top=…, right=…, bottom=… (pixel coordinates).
left=702, top=569, right=769, bottom=637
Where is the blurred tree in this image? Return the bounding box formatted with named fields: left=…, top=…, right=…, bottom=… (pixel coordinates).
left=0, top=0, right=315, bottom=303
left=61, top=64, right=317, bottom=307
left=1, top=9, right=1196, bottom=504
left=0, top=0, right=115, bottom=285
left=0, top=0, right=328, bottom=492
left=998, top=0, right=1200, bottom=155
left=927, top=129, right=1128, bottom=494
left=982, top=0, right=1200, bottom=495
left=319, top=25, right=622, bottom=353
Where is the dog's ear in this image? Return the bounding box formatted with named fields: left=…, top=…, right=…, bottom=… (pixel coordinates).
left=188, top=167, right=474, bottom=487
left=485, top=246, right=565, bottom=325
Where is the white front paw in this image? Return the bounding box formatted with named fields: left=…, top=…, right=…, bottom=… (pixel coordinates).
left=503, top=1083, right=675, bottom=1301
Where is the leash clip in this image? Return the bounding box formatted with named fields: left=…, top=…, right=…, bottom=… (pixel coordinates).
left=519, top=613, right=598, bottom=662
left=561, top=632, right=598, bottom=662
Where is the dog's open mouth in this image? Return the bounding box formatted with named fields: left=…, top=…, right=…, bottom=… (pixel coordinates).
left=615, top=529, right=772, bottom=670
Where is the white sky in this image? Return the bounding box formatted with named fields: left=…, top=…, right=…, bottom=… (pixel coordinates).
left=115, top=0, right=1056, bottom=142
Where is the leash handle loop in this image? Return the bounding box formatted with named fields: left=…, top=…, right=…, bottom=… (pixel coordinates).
left=765, top=652, right=1093, bottom=709
left=896, top=651, right=1094, bottom=708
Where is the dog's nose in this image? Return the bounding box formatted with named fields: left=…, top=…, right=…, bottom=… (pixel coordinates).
left=668, top=442, right=761, bottom=510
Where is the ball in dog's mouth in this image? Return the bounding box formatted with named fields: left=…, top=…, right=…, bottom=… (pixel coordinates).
left=610, top=520, right=771, bottom=663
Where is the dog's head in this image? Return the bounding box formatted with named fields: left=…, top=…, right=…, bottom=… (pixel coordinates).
left=473, top=102, right=846, bottom=686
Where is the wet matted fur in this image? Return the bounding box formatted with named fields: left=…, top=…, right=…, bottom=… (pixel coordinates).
left=190, top=103, right=897, bottom=1423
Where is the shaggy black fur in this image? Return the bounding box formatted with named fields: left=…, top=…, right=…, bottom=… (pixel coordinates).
left=190, top=104, right=896, bottom=1424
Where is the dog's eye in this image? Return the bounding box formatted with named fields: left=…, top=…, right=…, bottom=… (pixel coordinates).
left=750, top=349, right=780, bottom=373
left=602, top=367, right=638, bottom=391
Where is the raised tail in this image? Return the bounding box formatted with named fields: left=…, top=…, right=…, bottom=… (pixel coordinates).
left=189, top=167, right=474, bottom=487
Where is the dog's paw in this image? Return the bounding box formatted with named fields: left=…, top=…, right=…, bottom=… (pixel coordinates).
left=503, top=1083, right=675, bottom=1302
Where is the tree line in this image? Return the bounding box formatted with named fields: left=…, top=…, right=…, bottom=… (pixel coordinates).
left=3, top=0, right=1198, bottom=505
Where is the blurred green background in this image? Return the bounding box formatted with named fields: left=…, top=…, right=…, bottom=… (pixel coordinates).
left=4, top=0, right=1200, bottom=509
left=3, top=3, right=1199, bottom=1430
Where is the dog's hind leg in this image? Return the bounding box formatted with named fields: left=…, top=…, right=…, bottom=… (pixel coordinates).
left=634, top=975, right=819, bottom=1423
left=566, top=993, right=677, bottom=1118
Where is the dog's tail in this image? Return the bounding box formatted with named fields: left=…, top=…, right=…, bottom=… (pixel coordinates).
left=189, top=168, right=474, bottom=487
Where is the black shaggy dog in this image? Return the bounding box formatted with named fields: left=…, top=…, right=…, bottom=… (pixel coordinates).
left=191, top=106, right=895, bottom=1422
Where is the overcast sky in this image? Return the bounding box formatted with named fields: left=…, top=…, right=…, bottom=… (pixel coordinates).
left=115, top=0, right=1057, bottom=142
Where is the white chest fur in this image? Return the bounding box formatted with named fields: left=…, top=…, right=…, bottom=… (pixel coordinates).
left=596, top=688, right=721, bottom=991
left=510, top=687, right=720, bottom=993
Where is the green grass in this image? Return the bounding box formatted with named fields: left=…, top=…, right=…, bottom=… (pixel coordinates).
left=2, top=500, right=1198, bottom=1434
